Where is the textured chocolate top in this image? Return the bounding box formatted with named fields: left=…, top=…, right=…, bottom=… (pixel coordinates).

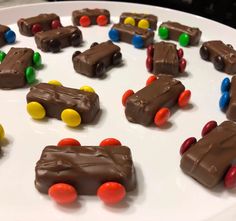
left=17, top=13, right=60, bottom=36
left=125, top=75, right=185, bottom=125
left=160, top=21, right=202, bottom=45
left=35, top=145, right=136, bottom=195
left=180, top=121, right=236, bottom=188
left=0, top=24, right=9, bottom=47
left=226, top=76, right=236, bottom=120
left=0, top=47, right=33, bottom=89
left=26, top=83, right=100, bottom=123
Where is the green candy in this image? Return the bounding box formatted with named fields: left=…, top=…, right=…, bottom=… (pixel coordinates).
left=179, top=33, right=190, bottom=47
left=33, top=52, right=42, bottom=68
left=158, top=26, right=169, bottom=40
left=25, top=66, right=36, bottom=84
left=0, top=51, right=6, bottom=62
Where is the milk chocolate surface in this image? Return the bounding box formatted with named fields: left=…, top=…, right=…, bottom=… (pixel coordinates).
left=180, top=121, right=236, bottom=188
left=0, top=24, right=9, bottom=47
left=35, top=145, right=136, bottom=195
left=125, top=75, right=185, bottom=125
left=0, top=47, right=33, bottom=89
left=26, top=83, right=100, bottom=123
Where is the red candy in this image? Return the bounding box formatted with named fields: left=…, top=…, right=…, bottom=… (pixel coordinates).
left=178, top=90, right=191, bottom=107
left=96, top=15, right=108, bottom=26
left=48, top=183, right=77, bottom=204
left=179, top=58, right=187, bottom=73
left=79, top=15, right=91, bottom=27
left=201, top=120, right=217, bottom=137
left=180, top=137, right=197, bottom=155
left=177, top=48, right=184, bottom=59
left=146, top=75, right=157, bottom=86
left=154, top=107, right=170, bottom=127
left=57, top=138, right=81, bottom=147
left=147, top=44, right=154, bottom=57
left=146, top=56, right=153, bottom=72
left=51, top=19, right=62, bottom=29
left=122, top=89, right=134, bottom=106
left=100, top=138, right=121, bottom=146
left=31, top=23, right=42, bottom=35
left=97, top=182, right=126, bottom=204
left=224, top=166, right=236, bottom=189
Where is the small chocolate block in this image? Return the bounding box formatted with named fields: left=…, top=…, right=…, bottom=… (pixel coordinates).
left=72, top=40, right=122, bottom=77
left=0, top=25, right=9, bottom=47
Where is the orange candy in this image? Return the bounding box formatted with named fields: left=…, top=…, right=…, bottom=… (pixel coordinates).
left=79, top=15, right=91, bottom=27
left=100, top=138, right=121, bottom=146
left=57, top=138, right=81, bottom=147
left=178, top=90, right=191, bottom=107
left=122, top=89, right=134, bottom=106
left=154, top=107, right=170, bottom=127
left=146, top=75, right=157, bottom=86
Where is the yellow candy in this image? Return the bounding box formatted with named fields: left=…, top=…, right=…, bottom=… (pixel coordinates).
left=124, top=17, right=135, bottom=26
left=0, top=124, right=5, bottom=140
left=80, top=86, right=95, bottom=93
left=48, top=80, right=62, bottom=86
left=138, top=19, right=149, bottom=29
left=61, top=109, right=81, bottom=127
left=27, top=102, right=46, bottom=120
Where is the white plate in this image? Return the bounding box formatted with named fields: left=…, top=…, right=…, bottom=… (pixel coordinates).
left=0, top=1, right=236, bottom=221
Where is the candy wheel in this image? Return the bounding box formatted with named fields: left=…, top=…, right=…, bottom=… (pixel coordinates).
left=200, top=45, right=209, bottom=60
left=124, top=17, right=135, bottom=26
left=221, top=77, right=230, bottom=93
left=158, top=26, right=169, bottom=40
left=178, top=90, right=191, bottom=107
left=79, top=15, right=91, bottom=27
left=95, top=62, right=105, bottom=77
left=122, top=89, right=134, bottom=106
left=96, top=15, right=108, bottom=26
left=201, top=120, right=217, bottom=137
left=154, top=107, right=170, bottom=127
left=33, top=52, right=42, bottom=68
left=25, top=66, right=36, bottom=84
left=180, top=137, right=197, bottom=155
left=219, top=92, right=230, bottom=110
left=131, top=35, right=144, bottom=49
left=27, top=101, right=46, bottom=120
left=179, top=58, right=187, bottom=73
left=112, top=52, right=122, bottom=65
left=213, top=55, right=225, bottom=71
left=31, top=23, right=42, bottom=35
left=48, top=80, right=62, bottom=86
left=178, top=33, right=190, bottom=47
left=147, top=44, right=154, bottom=57
left=224, top=166, right=236, bottom=189
left=90, top=42, right=99, bottom=48
left=48, top=39, right=61, bottom=53
left=108, top=29, right=120, bottom=42
left=80, top=85, right=95, bottom=93
left=0, top=124, right=5, bottom=141
left=146, top=56, right=153, bottom=72
left=72, top=51, right=81, bottom=59
left=0, top=51, right=6, bottom=62
left=99, top=138, right=121, bottom=146
left=4, top=29, right=16, bottom=44
left=138, top=19, right=149, bottom=29
left=177, top=48, right=184, bottom=59
left=97, top=182, right=126, bottom=204
left=57, top=138, right=81, bottom=147
left=48, top=183, right=77, bottom=204
left=146, top=75, right=157, bottom=86
left=61, top=109, right=81, bottom=127
left=51, top=19, right=61, bottom=29
left=71, top=32, right=82, bottom=47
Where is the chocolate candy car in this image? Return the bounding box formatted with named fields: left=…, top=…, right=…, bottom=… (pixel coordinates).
left=34, top=26, right=82, bottom=53
left=146, top=41, right=186, bottom=75
left=26, top=81, right=100, bottom=127
left=35, top=138, right=136, bottom=204
left=119, top=12, right=157, bottom=30
left=72, top=40, right=122, bottom=77
left=0, top=24, right=16, bottom=47
left=158, top=21, right=202, bottom=47
left=0, top=47, right=42, bottom=89
left=200, top=40, right=236, bottom=75
left=108, top=23, right=154, bottom=49
left=17, top=13, right=62, bottom=36
left=122, top=75, right=191, bottom=127
left=72, top=8, right=110, bottom=27
left=180, top=120, right=236, bottom=189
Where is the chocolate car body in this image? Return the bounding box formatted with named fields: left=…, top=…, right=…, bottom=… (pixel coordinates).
left=34, top=26, right=82, bottom=53
left=72, top=40, right=122, bottom=77
left=200, top=40, right=236, bottom=75
left=17, top=13, right=61, bottom=36
left=119, top=12, right=157, bottom=30
left=108, top=23, right=154, bottom=49
left=0, top=24, right=16, bottom=47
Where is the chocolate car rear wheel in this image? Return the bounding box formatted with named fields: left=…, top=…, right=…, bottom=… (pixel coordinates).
left=90, top=42, right=99, bottom=48
left=49, top=39, right=61, bottom=53
left=112, top=52, right=122, bottom=65
left=95, top=62, right=105, bottom=77
left=213, top=55, right=225, bottom=71
left=200, top=45, right=209, bottom=60
left=70, top=33, right=82, bottom=47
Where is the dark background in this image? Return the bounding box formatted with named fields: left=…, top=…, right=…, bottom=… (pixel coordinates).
left=48, top=0, right=236, bottom=28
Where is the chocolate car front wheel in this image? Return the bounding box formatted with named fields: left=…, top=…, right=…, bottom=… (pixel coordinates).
left=90, top=42, right=99, bottom=48
left=112, top=52, right=122, bottom=65
left=70, top=32, right=82, bottom=47
left=200, top=45, right=209, bottom=60
left=95, top=62, right=105, bottom=77
left=213, top=55, right=225, bottom=71
left=49, top=39, right=61, bottom=53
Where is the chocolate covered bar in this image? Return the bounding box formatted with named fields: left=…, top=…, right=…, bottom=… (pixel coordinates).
left=72, top=8, right=110, bottom=27
left=109, top=23, right=154, bottom=48
left=26, top=83, right=100, bottom=127
left=17, top=13, right=62, bottom=36
left=200, top=40, right=236, bottom=75
left=34, top=26, right=82, bottom=53
left=72, top=40, right=122, bottom=77
left=180, top=121, right=236, bottom=189
left=0, top=47, right=41, bottom=89
left=0, top=24, right=16, bottom=47
left=146, top=41, right=186, bottom=75
left=122, top=75, right=191, bottom=127
left=158, top=21, right=202, bottom=46
left=119, top=12, right=158, bottom=30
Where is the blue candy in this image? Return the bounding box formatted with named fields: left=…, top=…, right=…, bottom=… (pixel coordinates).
left=4, top=29, right=16, bottom=44
left=219, top=92, right=230, bottom=110
left=131, top=35, right=144, bottom=48
left=221, top=77, right=230, bottom=93
left=108, top=29, right=120, bottom=42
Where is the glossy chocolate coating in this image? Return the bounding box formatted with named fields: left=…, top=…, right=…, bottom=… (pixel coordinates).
left=26, top=83, right=100, bottom=123
left=152, top=41, right=179, bottom=75
left=125, top=75, right=185, bottom=126
left=72, top=8, right=110, bottom=26
left=226, top=76, right=236, bottom=120
left=200, top=41, right=236, bottom=75
left=35, top=145, right=136, bottom=195
left=119, top=12, right=157, bottom=30
left=180, top=121, right=236, bottom=188
left=160, top=21, right=202, bottom=45
left=111, top=23, right=154, bottom=47
left=0, top=47, right=33, bottom=89
left=34, top=26, right=82, bottom=52
left=17, top=13, right=60, bottom=37
left=72, top=40, right=121, bottom=77
left=0, top=24, right=9, bottom=47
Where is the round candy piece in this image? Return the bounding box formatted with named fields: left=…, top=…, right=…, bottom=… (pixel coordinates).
left=213, top=55, right=225, bottom=71
left=80, top=85, right=95, bottom=93
left=4, top=29, right=16, bottom=44
left=124, top=17, right=135, bottom=26
left=48, top=183, right=77, bottom=204
left=158, top=26, right=169, bottom=39
left=178, top=33, right=190, bottom=47
left=0, top=124, right=5, bottom=140
left=224, top=166, right=236, bottom=189
left=96, top=15, right=108, bottom=26
left=25, top=66, right=36, bottom=84
left=61, top=109, right=81, bottom=127
left=146, top=75, right=157, bottom=86
left=179, top=58, right=187, bottom=73
left=79, top=15, right=91, bottom=27
left=221, top=77, right=230, bottom=93
left=146, top=56, right=153, bottom=72
left=219, top=92, right=230, bottom=110
left=122, top=89, right=134, bottom=106
left=48, top=80, right=62, bottom=86
left=57, top=138, right=81, bottom=147
left=27, top=102, right=46, bottom=120
left=177, top=48, right=184, bottom=59
left=100, top=138, right=121, bottom=146
left=201, top=120, right=217, bottom=137
left=108, top=29, right=120, bottom=42
left=31, top=23, right=42, bottom=35
left=147, top=44, right=154, bottom=57
left=51, top=19, right=61, bottom=29
left=180, top=137, right=197, bottom=155
left=200, top=45, right=209, bottom=60
left=33, top=52, right=42, bottom=68
left=138, top=19, right=149, bottom=29
left=132, top=35, right=144, bottom=48
left=0, top=51, right=6, bottom=62
left=154, top=107, right=170, bottom=127
left=97, top=182, right=126, bottom=204
left=178, top=90, right=191, bottom=107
